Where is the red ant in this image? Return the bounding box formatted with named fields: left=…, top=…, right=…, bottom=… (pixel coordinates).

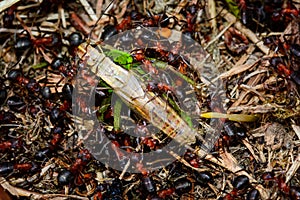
left=157, top=177, right=192, bottom=199
left=271, top=1, right=299, bottom=22
left=262, top=171, right=300, bottom=198
left=70, top=12, right=97, bottom=40
left=131, top=50, right=159, bottom=74
left=0, top=162, right=34, bottom=175
left=140, top=137, right=160, bottom=151
left=50, top=56, right=76, bottom=79
left=147, top=81, right=174, bottom=94
left=263, top=34, right=300, bottom=85
left=7, top=70, right=40, bottom=93
left=183, top=150, right=200, bottom=168
left=101, top=14, right=134, bottom=41
left=263, top=35, right=289, bottom=54
left=180, top=4, right=200, bottom=34
left=70, top=149, right=92, bottom=174
left=220, top=175, right=250, bottom=200
left=214, top=121, right=247, bottom=152
left=0, top=139, right=22, bottom=152
left=15, top=30, right=61, bottom=55
left=3, top=4, right=18, bottom=28
left=269, top=56, right=292, bottom=77
left=224, top=27, right=249, bottom=55
left=142, top=9, right=175, bottom=28
left=58, top=149, right=95, bottom=187
left=49, top=132, right=62, bottom=148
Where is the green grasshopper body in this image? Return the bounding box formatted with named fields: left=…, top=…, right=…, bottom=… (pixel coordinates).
left=77, top=42, right=208, bottom=156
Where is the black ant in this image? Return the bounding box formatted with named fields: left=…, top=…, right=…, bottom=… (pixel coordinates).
left=219, top=175, right=252, bottom=200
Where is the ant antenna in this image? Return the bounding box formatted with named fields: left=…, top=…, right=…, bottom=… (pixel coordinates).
left=88, top=0, right=116, bottom=42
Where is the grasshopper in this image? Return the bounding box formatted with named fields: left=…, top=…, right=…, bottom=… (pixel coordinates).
left=77, top=42, right=209, bottom=156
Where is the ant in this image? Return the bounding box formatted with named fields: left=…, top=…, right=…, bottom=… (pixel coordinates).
left=131, top=49, right=159, bottom=74
left=92, top=179, right=123, bottom=200
left=68, top=32, right=84, bottom=56
left=101, top=14, right=134, bottom=41
left=261, top=171, right=300, bottom=198
left=214, top=121, right=247, bottom=152
left=271, top=1, right=299, bottom=23
left=142, top=9, right=174, bottom=28
left=0, top=139, right=23, bottom=152
left=246, top=189, right=259, bottom=200
left=140, top=136, right=160, bottom=151
left=70, top=149, right=92, bottom=174
left=50, top=56, right=76, bottom=79
left=3, top=4, right=18, bottom=28
left=0, top=162, right=36, bottom=176
left=35, top=126, right=63, bottom=161
left=194, top=171, right=213, bottom=187
left=183, top=150, right=201, bottom=168
left=57, top=169, right=74, bottom=186
left=224, top=27, right=249, bottom=55
left=101, top=179, right=123, bottom=200
left=180, top=4, right=200, bottom=34
left=147, top=81, right=175, bottom=94
left=15, top=31, right=61, bottom=55
left=269, top=56, right=292, bottom=77
left=263, top=34, right=300, bottom=85
left=57, top=149, right=94, bottom=189
left=142, top=176, right=157, bottom=194
left=263, top=35, right=288, bottom=54
left=263, top=32, right=300, bottom=59
left=6, top=95, right=26, bottom=113
left=137, top=39, right=190, bottom=75
left=219, top=175, right=251, bottom=200
left=157, top=177, right=192, bottom=199
left=7, top=70, right=41, bottom=94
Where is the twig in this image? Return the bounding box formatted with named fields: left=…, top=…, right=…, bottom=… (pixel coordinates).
left=0, top=177, right=88, bottom=200
left=292, top=125, right=300, bottom=140
left=218, top=59, right=260, bottom=79
left=58, top=4, right=67, bottom=28
left=234, top=44, right=256, bottom=66
left=0, top=0, right=20, bottom=13
left=115, top=0, right=129, bottom=19
left=79, top=0, right=98, bottom=21
left=119, top=159, right=130, bottom=180
left=230, top=73, right=264, bottom=107
left=207, top=0, right=217, bottom=33
left=96, top=0, right=103, bottom=17
left=285, top=154, right=300, bottom=183
left=204, top=21, right=234, bottom=50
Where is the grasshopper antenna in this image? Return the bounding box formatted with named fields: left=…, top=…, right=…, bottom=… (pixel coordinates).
left=87, top=0, right=116, bottom=43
